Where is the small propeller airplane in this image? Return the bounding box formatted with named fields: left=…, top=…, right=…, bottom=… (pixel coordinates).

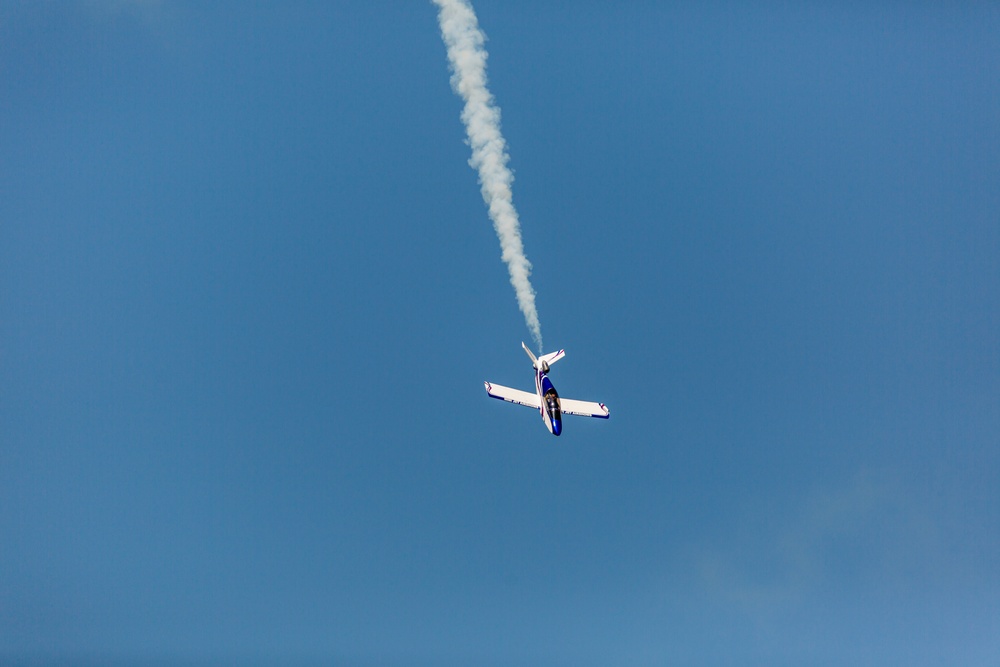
left=484, top=342, right=610, bottom=435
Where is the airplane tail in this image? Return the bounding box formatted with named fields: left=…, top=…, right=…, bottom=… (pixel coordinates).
left=523, top=342, right=565, bottom=372
left=522, top=342, right=538, bottom=365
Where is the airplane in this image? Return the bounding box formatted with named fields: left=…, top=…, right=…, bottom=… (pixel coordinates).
left=484, top=342, right=610, bottom=435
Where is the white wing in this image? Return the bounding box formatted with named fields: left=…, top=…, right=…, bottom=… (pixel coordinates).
left=484, top=381, right=541, bottom=409
left=559, top=397, right=610, bottom=419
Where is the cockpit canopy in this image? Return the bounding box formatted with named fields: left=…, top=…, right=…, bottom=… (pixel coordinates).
left=541, top=376, right=561, bottom=421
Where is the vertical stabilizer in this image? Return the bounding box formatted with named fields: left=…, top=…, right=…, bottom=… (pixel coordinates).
left=522, top=341, right=538, bottom=366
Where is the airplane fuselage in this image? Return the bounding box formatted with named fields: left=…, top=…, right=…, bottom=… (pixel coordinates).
left=535, top=368, right=562, bottom=436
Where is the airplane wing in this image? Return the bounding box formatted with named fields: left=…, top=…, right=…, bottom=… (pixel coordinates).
left=484, top=381, right=541, bottom=409
left=559, top=397, right=610, bottom=419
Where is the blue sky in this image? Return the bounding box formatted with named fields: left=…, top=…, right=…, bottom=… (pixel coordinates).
left=2, top=2, right=998, bottom=665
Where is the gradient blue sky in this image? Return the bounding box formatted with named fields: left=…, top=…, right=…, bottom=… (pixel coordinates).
left=2, top=2, right=998, bottom=665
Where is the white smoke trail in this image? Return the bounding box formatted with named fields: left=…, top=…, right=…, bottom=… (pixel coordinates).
left=433, top=0, right=543, bottom=352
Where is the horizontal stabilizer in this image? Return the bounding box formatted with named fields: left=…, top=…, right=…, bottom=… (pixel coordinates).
left=539, top=349, right=565, bottom=367
left=484, top=381, right=541, bottom=410
left=559, top=397, right=610, bottom=419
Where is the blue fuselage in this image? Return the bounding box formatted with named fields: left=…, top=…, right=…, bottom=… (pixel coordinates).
left=535, top=370, right=562, bottom=436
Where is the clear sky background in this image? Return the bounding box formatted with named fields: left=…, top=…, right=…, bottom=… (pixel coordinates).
left=2, top=2, right=998, bottom=665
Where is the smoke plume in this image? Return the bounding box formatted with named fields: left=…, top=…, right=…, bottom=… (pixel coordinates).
left=433, top=0, right=543, bottom=351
